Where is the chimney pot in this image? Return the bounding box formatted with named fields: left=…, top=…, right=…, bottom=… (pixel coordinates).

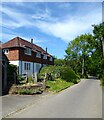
left=46, top=47, right=47, bottom=53
left=31, top=38, right=33, bottom=44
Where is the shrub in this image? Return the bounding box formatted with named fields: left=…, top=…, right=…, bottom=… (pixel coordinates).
left=18, top=89, right=34, bottom=95
left=39, top=66, right=80, bottom=83
left=61, top=67, right=79, bottom=83
left=17, top=75, right=24, bottom=81
left=7, top=64, right=18, bottom=83
left=27, top=76, right=34, bottom=83
left=39, top=66, right=62, bottom=80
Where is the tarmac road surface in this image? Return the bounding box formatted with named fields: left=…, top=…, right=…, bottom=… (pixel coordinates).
left=6, top=79, right=102, bottom=118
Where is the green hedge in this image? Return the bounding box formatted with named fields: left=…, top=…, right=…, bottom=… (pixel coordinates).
left=61, top=67, right=80, bottom=83
left=39, top=66, right=80, bottom=83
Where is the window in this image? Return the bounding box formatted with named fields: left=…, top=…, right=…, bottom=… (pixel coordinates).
left=43, top=54, right=47, bottom=59
left=24, top=63, right=26, bottom=70
left=36, top=51, right=41, bottom=58
left=24, top=63, right=31, bottom=70
left=50, top=57, right=53, bottom=61
left=3, top=49, right=9, bottom=54
left=24, top=47, right=31, bottom=55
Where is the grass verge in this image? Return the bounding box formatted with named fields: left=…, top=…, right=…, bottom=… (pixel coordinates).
left=46, top=79, right=75, bottom=93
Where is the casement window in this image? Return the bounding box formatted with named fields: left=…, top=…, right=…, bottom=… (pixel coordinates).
left=24, top=63, right=31, bottom=70
left=43, top=54, right=47, bottom=59
left=3, top=49, right=9, bottom=54
left=24, top=47, right=31, bottom=55
left=36, top=51, right=41, bottom=58
left=50, top=57, right=53, bottom=61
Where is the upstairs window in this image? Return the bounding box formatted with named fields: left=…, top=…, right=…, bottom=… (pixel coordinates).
left=36, top=51, right=41, bottom=58
left=50, top=57, right=53, bottom=61
left=43, top=54, right=47, bottom=59
left=3, top=49, right=9, bottom=54
left=24, top=47, right=31, bottom=55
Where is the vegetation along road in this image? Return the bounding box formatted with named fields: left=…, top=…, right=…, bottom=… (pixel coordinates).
left=7, top=79, right=102, bottom=118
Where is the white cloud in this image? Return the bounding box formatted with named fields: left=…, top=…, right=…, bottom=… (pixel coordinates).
left=1, top=2, right=102, bottom=43
left=33, top=8, right=102, bottom=42
left=1, top=6, right=33, bottom=29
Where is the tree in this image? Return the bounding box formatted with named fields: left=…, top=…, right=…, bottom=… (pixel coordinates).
left=54, top=59, right=66, bottom=66
left=65, top=34, right=94, bottom=78
left=91, top=22, right=104, bottom=77
left=92, top=22, right=104, bottom=58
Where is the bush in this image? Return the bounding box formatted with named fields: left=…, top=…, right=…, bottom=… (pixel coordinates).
left=18, top=89, right=35, bottom=95
left=7, top=64, right=18, bottom=83
left=27, top=76, right=34, bottom=83
left=39, top=66, right=80, bottom=83
left=61, top=67, right=79, bottom=83
left=39, top=66, right=62, bottom=80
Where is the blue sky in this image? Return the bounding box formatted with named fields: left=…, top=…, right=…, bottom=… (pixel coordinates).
left=0, top=2, right=102, bottom=58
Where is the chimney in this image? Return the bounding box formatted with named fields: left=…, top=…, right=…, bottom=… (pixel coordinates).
left=31, top=38, right=33, bottom=49
left=46, top=47, right=47, bottom=53
left=31, top=38, right=33, bottom=44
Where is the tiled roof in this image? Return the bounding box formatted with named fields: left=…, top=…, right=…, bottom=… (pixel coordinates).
left=2, top=37, right=52, bottom=57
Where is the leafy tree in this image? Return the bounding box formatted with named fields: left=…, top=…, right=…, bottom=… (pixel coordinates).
left=65, top=34, right=94, bottom=77
left=91, top=23, right=104, bottom=77
left=54, top=59, right=66, bottom=66
left=92, top=22, right=104, bottom=58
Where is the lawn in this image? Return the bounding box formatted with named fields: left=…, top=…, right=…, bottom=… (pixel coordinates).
left=46, top=79, right=74, bottom=92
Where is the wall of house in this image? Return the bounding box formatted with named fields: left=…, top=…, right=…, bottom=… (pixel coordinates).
left=6, top=48, right=19, bottom=61
left=10, top=60, right=42, bottom=76
left=4, top=47, right=54, bottom=77
left=20, top=61, right=42, bottom=76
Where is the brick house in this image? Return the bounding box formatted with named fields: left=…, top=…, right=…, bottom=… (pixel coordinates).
left=2, top=37, right=54, bottom=77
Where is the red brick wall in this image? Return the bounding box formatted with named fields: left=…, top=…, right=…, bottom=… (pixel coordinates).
left=6, top=48, right=19, bottom=61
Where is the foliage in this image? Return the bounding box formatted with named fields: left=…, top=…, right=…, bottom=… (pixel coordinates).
left=17, top=75, right=24, bottom=81
left=65, top=22, right=104, bottom=78
left=92, top=22, right=104, bottom=58
left=54, top=59, right=66, bottom=66
left=65, top=34, right=94, bottom=77
left=46, top=79, right=74, bottom=92
left=61, top=67, right=80, bottom=83
left=39, top=65, right=62, bottom=80
left=17, top=89, right=36, bottom=95
left=7, top=64, right=17, bottom=82
left=27, top=76, right=34, bottom=83
left=39, top=65, right=80, bottom=83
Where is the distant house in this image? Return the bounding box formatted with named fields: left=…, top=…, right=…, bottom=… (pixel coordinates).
left=2, top=37, right=54, bottom=77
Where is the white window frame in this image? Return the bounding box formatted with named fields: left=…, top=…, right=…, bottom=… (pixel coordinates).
left=24, top=62, right=31, bottom=70
left=36, top=52, right=41, bottom=58
left=50, top=57, right=53, bottom=61
left=24, top=47, right=31, bottom=56
left=3, top=49, right=9, bottom=54
left=43, top=54, right=47, bottom=59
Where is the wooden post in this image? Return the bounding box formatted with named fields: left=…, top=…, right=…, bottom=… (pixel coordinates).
left=42, top=73, right=47, bottom=90
left=35, top=72, right=37, bottom=83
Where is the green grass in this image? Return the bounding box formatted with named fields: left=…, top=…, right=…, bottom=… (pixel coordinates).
left=46, top=79, right=74, bottom=92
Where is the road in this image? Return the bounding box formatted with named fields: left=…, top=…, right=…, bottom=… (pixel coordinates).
left=7, top=79, right=102, bottom=118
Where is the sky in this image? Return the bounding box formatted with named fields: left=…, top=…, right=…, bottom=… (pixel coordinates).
left=0, top=2, right=102, bottom=58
